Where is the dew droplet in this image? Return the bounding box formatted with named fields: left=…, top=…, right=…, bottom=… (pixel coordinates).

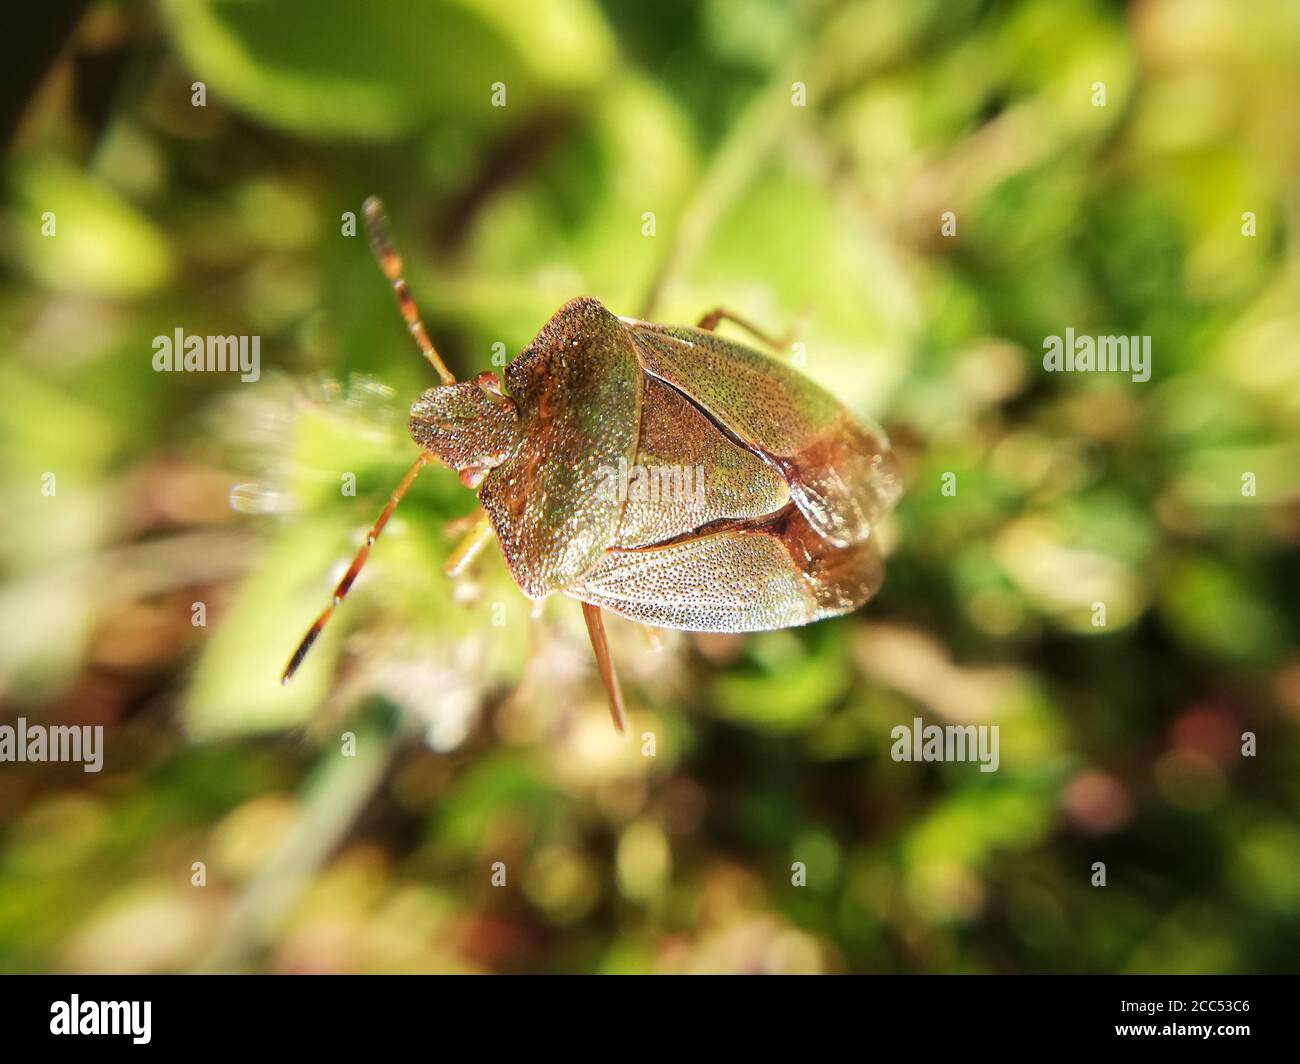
left=229, top=482, right=288, bottom=515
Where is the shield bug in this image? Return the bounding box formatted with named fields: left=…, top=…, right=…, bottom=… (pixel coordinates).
left=282, top=198, right=902, bottom=734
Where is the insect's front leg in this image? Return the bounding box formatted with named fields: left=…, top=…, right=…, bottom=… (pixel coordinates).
left=443, top=508, right=494, bottom=578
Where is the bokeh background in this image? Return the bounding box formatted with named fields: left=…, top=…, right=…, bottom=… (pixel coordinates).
left=2, top=0, right=1299, bottom=974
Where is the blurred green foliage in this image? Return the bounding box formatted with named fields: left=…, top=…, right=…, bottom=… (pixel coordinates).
left=0, top=0, right=1298, bottom=973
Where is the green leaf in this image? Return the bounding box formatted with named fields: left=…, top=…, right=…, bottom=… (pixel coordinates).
left=6, top=157, right=172, bottom=297
left=163, top=0, right=618, bottom=138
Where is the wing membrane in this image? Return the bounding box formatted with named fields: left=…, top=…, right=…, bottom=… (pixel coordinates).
left=627, top=322, right=900, bottom=548
left=567, top=505, right=884, bottom=632
left=615, top=376, right=789, bottom=548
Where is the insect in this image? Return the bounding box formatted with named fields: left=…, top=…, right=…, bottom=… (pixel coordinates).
left=282, top=198, right=902, bottom=734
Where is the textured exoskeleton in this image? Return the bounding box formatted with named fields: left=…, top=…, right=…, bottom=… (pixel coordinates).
left=410, top=297, right=901, bottom=631
left=283, top=200, right=902, bottom=735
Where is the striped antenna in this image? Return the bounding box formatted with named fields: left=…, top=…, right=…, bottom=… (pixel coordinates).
left=363, top=196, right=456, bottom=385
left=281, top=453, right=431, bottom=684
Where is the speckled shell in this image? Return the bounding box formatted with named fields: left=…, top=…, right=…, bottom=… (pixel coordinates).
left=626, top=321, right=901, bottom=548
left=567, top=506, right=884, bottom=632
left=613, top=376, right=790, bottom=549
left=478, top=298, right=642, bottom=599
left=480, top=296, right=900, bottom=631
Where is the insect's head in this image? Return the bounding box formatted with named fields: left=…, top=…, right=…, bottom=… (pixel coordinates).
left=409, top=371, right=519, bottom=488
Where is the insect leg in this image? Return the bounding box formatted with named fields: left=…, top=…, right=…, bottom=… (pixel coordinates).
left=444, top=509, right=494, bottom=578
left=695, top=307, right=794, bottom=354
left=363, top=196, right=457, bottom=386
left=281, top=453, right=431, bottom=684
left=580, top=602, right=628, bottom=736
left=442, top=507, right=485, bottom=540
